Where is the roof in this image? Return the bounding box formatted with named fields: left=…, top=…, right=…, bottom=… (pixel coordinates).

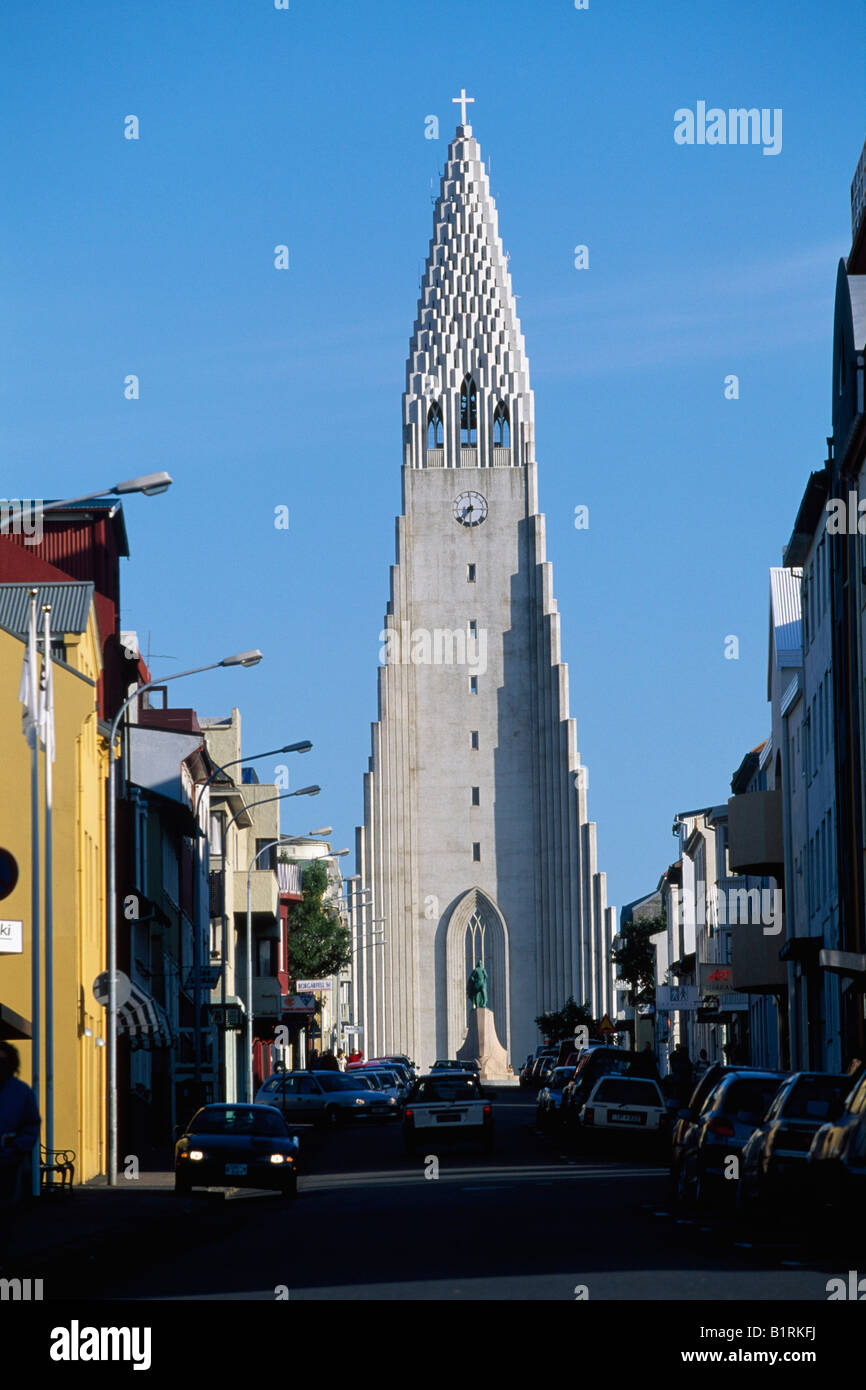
left=0, top=580, right=95, bottom=636
left=40, top=498, right=130, bottom=557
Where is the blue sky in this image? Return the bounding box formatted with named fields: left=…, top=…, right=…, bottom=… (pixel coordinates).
left=2, top=0, right=864, bottom=918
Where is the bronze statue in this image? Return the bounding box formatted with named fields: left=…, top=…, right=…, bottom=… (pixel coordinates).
left=467, top=961, right=488, bottom=1010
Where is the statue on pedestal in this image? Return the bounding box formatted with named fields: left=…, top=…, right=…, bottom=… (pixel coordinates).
left=467, top=961, right=489, bottom=1010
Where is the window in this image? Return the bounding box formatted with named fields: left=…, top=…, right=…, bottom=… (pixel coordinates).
left=493, top=401, right=510, bottom=448
left=472, top=842, right=481, bottom=862
left=471, top=730, right=479, bottom=749
left=467, top=564, right=476, bottom=583
left=469, top=675, right=478, bottom=694
left=468, top=619, right=477, bottom=635
left=426, top=401, right=444, bottom=448
left=460, top=376, right=477, bottom=445
left=256, top=838, right=276, bottom=871
left=471, top=786, right=480, bottom=806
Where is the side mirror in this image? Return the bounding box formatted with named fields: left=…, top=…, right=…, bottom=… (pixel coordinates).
left=172, top=1124, right=183, bottom=1142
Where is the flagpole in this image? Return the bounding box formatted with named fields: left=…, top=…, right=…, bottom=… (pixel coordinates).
left=41, top=605, right=55, bottom=1181
left=25, top=590, right=41, bottom=1198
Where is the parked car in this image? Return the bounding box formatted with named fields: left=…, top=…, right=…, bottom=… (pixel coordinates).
left=561, top=1046, right=639, bottom=1129
left=254, top=1069, right=397, bottom=1126
left=669, top=1063, right=765, bottom=1187
left=174, top=1103, right=299, bottom=1197
left=807, top=1069, right=866, bottom=1224
left=518, top=1054, right=536, bottom=1088
left=737, top=1071, right=851, bottom=1219
left=403, top=1073, right=493, bottom=1155
left=531, top=1053, right=558, bottom=1088
left=348, top=1059, right=413, bottom=1090
left=673, top=1069, right=786, bottom=1208
left=356, top=1068, right=407, bottom=1107
left=536, top=1066, right=577, bottom=1133
left=571, top=1075, right=670, bottom=1153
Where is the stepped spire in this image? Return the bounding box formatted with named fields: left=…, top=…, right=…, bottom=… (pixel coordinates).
left=403, top=120, right=535, bottom=470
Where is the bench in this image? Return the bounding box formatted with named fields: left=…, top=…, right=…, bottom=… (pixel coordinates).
left=40, top=1146, right=75, bottom=1190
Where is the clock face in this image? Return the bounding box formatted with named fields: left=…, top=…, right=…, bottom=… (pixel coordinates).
left=453, top=491, right=488, bottom=527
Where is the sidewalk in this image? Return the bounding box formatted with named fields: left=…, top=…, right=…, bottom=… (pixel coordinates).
left=5, top=1171, right=188, bottom=1273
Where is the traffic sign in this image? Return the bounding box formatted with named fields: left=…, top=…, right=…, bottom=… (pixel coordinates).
left=93, top=970, right=132, bottom=1009
left=597, top=1013, right=616, bottom=1034
left=0, top=920, right=23, bottom=954
left=0, top=849, right=19, bottom=902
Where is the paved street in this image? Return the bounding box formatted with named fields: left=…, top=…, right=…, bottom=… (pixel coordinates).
left=32, top=1088, right=849, bottom=1303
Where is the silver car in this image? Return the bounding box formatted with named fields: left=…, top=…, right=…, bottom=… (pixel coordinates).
left=254, top=1070, right=395, bottom=1127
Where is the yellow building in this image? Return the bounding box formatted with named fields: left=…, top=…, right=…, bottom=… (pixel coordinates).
left=0, top=582, right=107, bottom=1183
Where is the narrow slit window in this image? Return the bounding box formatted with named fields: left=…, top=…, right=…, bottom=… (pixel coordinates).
left=471, top=730, right=479, bottom=749
left=467, top=564, right=476, bottom=583
left=469, top=675, right=478, bottom=694
left=471, top=786, right=480, bottom=806
left=472, top=842, right=481, bottom=862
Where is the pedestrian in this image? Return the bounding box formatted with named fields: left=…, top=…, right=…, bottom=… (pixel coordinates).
left=319, top=1050, right=340, bottom=1072
left=309, top=1048, right=321, bottom=1070
left=0, top=1041, right=41, bottom=1267
left=669, top=1043, right=694, bottom=1106
left=630, top=1042, right=658, bottom=1078
left=336, top=1049, right=347, bottom=1072
left=694, top=1048, right=710, bottom=1079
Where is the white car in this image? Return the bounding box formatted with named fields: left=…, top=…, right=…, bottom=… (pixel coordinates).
left=403, top=1073, right=493, bottom=1154
left=575, top=1075, right=670, bottom=1150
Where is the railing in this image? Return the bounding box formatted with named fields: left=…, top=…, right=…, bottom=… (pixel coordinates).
left=460, top=447, right=477, bottom=466
left=425, top=449, right=445, bottom=467
left=492, top=447, right=511, bottom=467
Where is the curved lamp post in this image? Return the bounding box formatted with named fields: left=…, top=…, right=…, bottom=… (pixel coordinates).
left=215, top=787, right=321, bottom=1100
left=106, top=648, right=262, bottom=1186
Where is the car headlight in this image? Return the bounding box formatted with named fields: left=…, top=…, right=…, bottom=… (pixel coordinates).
left=354, top=1097, right=366, bottom=1105
left=388, top=1097, right=396, bottom=1105
left=189, top=1150, right=205, bottom=1162
left=269, top=1153, right=286, bottom=1165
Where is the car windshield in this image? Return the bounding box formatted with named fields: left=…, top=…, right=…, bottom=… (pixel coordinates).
left=412, top=1078, right=481, bottom=1102
left=369, top=1072, right=397, bottom=1086
left=720, top=1078, right=783, bottom=1121
left=316, top=1073, right=367, bottom=1092
left=593, top=1079, right=662, bottom=1106
left=189, top=1107, right=286, bottom=1137
left=550, top=1069, right=573, bottom=1088
left=783, top=1076, right=850, bottom=1121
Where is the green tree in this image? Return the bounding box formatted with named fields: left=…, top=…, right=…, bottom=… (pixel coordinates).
left=534, top=995, right=593, bottom=1044
left=611, top=915, right=664, bottom=1005
left=284, top=859, right=352, bottom=979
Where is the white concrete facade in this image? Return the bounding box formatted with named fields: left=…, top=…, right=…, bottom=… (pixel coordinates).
left=351, top=124, right=614, bottom=1071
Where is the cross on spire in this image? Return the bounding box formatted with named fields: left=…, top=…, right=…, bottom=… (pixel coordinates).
left=452, top=88, right=475, bottom=126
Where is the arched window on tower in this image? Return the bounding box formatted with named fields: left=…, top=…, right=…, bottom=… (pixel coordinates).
left=460, top=376, right=478, bottom=446
left=493, top=401, right=510, bottom=448
left=426, top=401, right=444, bottom=449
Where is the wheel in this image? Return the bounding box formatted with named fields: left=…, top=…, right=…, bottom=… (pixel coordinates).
left=483, top=1127, right=495, bottom=1155
left=323, top=1106, right=340, bottom=1130
left=675, top=1156, right=694, bottom=1208
left=174, top=1174, right=192, bottom=1197
left=281, top=1175, right=298, bottom=1200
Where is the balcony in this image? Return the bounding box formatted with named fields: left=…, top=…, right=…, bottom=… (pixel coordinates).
left=235, top=868, right=279, bottom=917
left=727, top=791, right=783, bottom=875
left=460, top=446, right=477, bottom=466
left=730, top=920, right=787, bottom=993
left=425, top=449, right=445, bottom=467
left=492, top=447, right=511, bottom=467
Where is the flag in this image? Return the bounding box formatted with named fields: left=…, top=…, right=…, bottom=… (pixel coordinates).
left=18, top=589, right=39, bottom=748
left=38, top=605, right=55, bottom=763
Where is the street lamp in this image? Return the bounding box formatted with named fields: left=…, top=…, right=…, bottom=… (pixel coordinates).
left=239, top=798, right=326, bottom=1100
left=190, top=739, right=313, bottom=1091
left=106, top=649, right=262, bottom=1186
left=2, top=473, right=175, bottom=528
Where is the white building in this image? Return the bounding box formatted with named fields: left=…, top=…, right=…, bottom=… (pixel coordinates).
left=351, top=112, right=615, bottom=1070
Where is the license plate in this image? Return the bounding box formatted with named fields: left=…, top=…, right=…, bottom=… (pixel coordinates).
left=436, top=1112, right=460, bottom=1122
left=608, top=1111, right=644, bottom=1125
left=225, top=1163, right=247, bottom=1175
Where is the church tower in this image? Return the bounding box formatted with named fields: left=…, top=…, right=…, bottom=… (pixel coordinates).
left=349, top=102, right=616, bottom=1069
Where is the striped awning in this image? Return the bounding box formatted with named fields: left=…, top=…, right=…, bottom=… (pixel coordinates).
left=118, top=982, right=173, bottom=1051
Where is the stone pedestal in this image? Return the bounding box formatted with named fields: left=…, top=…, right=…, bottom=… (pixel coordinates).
left=457, top=1007, right=509, bottom=1081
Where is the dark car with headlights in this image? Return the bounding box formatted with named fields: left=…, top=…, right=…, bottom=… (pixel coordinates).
left=737, top=1071, right=850, bottom=1219
left=174, top=1103, right=299, bottom=1197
